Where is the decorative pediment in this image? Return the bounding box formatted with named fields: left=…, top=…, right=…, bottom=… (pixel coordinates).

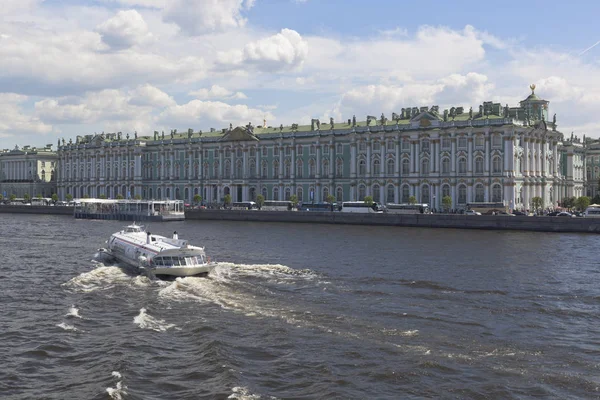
left=411, top=111, right=441, bottom=123
left=220, top=126, right=259, bottom=142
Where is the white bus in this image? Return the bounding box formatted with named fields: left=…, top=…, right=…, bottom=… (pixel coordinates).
left=261, top=200, right=293, bottom=211
left=385, top=203, right=430, bottom=214
left=584, top=205, right=600, bottom=217
left=31, top=197, right=53, bottom=206
left=230, top=201, right=258, bottom=210
left=340, top=201, right=384, bottom=213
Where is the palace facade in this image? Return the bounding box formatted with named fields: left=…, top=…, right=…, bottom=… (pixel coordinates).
left=54, top=87, right=586, bottom=211
left=0, top=144, right=57, bottom=199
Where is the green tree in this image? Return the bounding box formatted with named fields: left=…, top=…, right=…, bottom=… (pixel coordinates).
left=223, top=194, right=232, bottom=206
left=290, top=194, right=299, bottom=208
left=82, top=194, right=90, bottom=199
left=134, top=194, right=142, bottom=200
left=0, top=194, right=4, bottom=201
left=364, top=196, right=374, bottom=207
left=65, top=193, right=73, bottom=202
left=51, top=193, right=58, bottom=204
left=99, top=194, right=107, bottom=199
left=442, top=195, right=452, bottom=212
left=530, top=196, right=543, bottom=212
left=256, top=194, right=265, bottom=210
left=193, top=194, right=202, bottom=204
left=23, top=193, right=30, bottom=202
left=575, top=196, right=591, bottom=211
left=36, top=194, right=42, bottom=199
left=408, top=196, right=417, bottom=205
left=116, top=194, right=124, bottom=200
left=562, top=196, right=576, bottom=210
left=9, top=194, right=16, bottom=201
left=326, top=194, right=336, bottom=204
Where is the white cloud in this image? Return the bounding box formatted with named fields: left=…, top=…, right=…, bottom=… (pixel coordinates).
left=217, top=28, right=309, bottom=72
left=158, top=100, right=274, bottom=129
left=189, top=85, right=247, bottom=100
left=0, top=93, right=53, bottom=139
left=0, top=0, right=45, bottom=16
left=99, top=0, right=168, bottom=8
left=163, top=0, right=253, bottom=36
left=96, top=9, right=152, bottom=50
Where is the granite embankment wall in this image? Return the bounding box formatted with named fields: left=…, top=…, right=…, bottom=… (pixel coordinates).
left=0, top=205, right=74, bottom=215
left=1, top=206, right=599, bottom=233
left=186, top=209, right=600, bottom=234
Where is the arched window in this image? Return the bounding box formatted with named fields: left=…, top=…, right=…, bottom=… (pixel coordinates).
left=213, top=161, right=219, bottom=178
left=373, top=184, right=380, bottom=202
left=224, top=160, right=231, bottom=178
left=157, top=188, right=162, bottom=199
left=442, top=185, right=450, bottom=199
left=323, top=186, right=329, bottom=201
left=402, top=185, right=410, bottom=203
left=475, top=157, right=484, bottom=174
left=285, top=187, right=291, bottom=200
left=402, top=158, right=410, bottom=175
left=458, top=185, right=467, bottom=204
left=203, top=162, right=209, bottom=178
left=309, top=159, right=316, bottom=177
left=492, top=184, right=502, bottom=202
left=421, top=185, right=430, bottom=204
left=273, top=160, right=279, bottom=178
left=421, top=158, right=429, bottom=175
left=475, top=184, right=484, bottom=202
left=166, top=187, right=171, bottom=199
left=387, top=185, right=394, bottom=204
left=284, top=160, right=291, bottom=178
left=273, top=186, right=279, bottom=201
left=296, top=160, right=303, bottom=178
left=442, top=158, right=450, bottom=174
left=358, top=159, right=366, bottom=175
left=492, top=156, right=502, bottom=174
left=261, top=187, right=267, bottom=200
left=336, top=187, right=343, bottom=202
left=297, top=187, right=303, bottom=202
left=261, top=161, right=268, bottom=178
left=249, top=160, right=256, bottom=178
left=386, top=159, right=394, bottom=175
left=458, top=157, right=467, bottom=174
left=336, top=159, right=343, bottom=177
left=322, top=159, right=329, bottom=176
left=184, top=188, right=189, bottom=200
left=372, top=159, right=380, bottom=175
left=236, top=160, right=243, bottom=178
left=358, top=185, right=366, bottom=201
left=250, top=187, right=256, bottom=201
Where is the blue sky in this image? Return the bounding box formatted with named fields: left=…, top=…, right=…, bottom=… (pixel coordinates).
left=1, top=0, right=600, bottom=148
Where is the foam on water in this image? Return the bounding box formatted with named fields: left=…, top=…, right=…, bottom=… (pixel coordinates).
left=56, top=322, right=80, bottom=332
left=133, top=308, right=176, bottom=332
left=228, top=386, right=276, bottom=399
left=106, top=371, right=126, bottom=400
left=63, top=264, right=153, bottom=292
left=66, top=305, right=81, bottom=318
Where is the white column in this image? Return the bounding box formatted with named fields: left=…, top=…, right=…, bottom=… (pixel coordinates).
left=451, top=138, right=456, bottom=173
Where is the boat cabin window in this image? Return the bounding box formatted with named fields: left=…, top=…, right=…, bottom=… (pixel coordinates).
left=153, top=255, right=204, bottom=266
left=125, top=225, right=143, bottom=233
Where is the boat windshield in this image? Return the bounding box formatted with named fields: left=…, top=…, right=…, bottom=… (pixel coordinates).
left=125, top=225, right=144, bottom=233
left=152, top=255, right=205, bottom=266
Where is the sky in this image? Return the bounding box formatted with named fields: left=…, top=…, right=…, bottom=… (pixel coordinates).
left=2, top=0, right=600, bottom=148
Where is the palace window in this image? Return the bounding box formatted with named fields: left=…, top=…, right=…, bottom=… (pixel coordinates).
left=213, top=161, right=219, bottom=179
left=285, top=146, right=291, bottom=156
left=297, top=160, right=303, bottom=178
left=402, top=158, right=410, bottom=175
left=492, top=156, right=502, bottom=174
left=492, top=134, right=502, bottom=148
left=373, top=159, right=381, bottom=175
left=224, top=160, right=231, bottom=178
left=421, top=158, right=429, bottom=175
left=285, top=187, right=291, bottom=201
left=358, top=141, right=366, bottom=152
left=442, top=137, right=451, bottom=150
left=336, top=159, right=343, bottom=177
left=336, top=143, right=343, bottom=154
left=323, top=145, right=329, bottom=155
left=387, top=185, right=394, bottom=204
left=421, top=185, right=430, bottom=204
left=492, top=184, right=502, bottom=202
left=475, top=135, right=484, bottom=148
left=236, top=148, right=242, bottom=158
left=373, top=184, right=380, bottom=202
left=421, top=139, right=430, bottom=152
left=458, top=157, right=467, bottom=174
left=323, top=187, right=329, bottom=202
left=261, top=161, right=268, bottom=178
left=274, top=146, right=280, bottom=156
left=322, top=159, right=330, bottom=176
left=402, top=138, right=410, bottom=151
left=225, top=148, right=231, bottom=158
left=475, top=184, right=484, bottom=202
left=297, top=145, right=303, bottom=154
left=309, top=159, right=316, bottom=178
left=262, top=147, right=267, bottom=157
left=310, top=145, right=316, bottom=155
left=387, top=140, right=394, bottom=152
left=249, top=160, right=256, bottom=178
left=236, top=160, right=243, bottom=178
left=442, top=158, right=450, bottom=174
left=373, top=141, right=381, bottom=152
left=475, top=157, right=484, bottom=174
left=402, top=185, right=410, bottom=203
left=358, top=159, right=366, bottom=175
left=387, top=159, right=395, bottom=175
left=262, top=187, right=267, bottom=200
left=336, top=187, right=343, bottom=202
left=358, top=185, right=366, bottom=201
left=250, top=147, right=256, bottom=157
left=297, top=187, right=303, bottom=202
left=284, top=160, right=291, bottom=178
left=442, top=185, right=450, bottom=199
left=458, top=136, right=467, bottom=149
left=273, top=187, right=279, bottom=201
left=458, top=185, right=467, bottom=204
left=273, top=160, right=279, bottom=177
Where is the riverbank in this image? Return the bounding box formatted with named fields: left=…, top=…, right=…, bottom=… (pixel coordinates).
left=1, top=205, right=599, bottom=233
left=186, top=209, right=600, bottom=233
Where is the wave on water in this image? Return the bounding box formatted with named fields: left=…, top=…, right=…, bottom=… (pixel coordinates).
left=228, top=386, right=277, bottom=399
left=56, top=322, right=80, bottom=332
left=133, top=308, right=177, bottom=332
left=106, top=371, right=127, bottom=400
left=210, top=262, right=319, bottom=282
left=63, top=263, right=153, bottom=292
left=66, top=305, right=81, bottom=318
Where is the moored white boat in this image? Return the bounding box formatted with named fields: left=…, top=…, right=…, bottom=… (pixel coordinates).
left=99, top=224, right=213, bottom=277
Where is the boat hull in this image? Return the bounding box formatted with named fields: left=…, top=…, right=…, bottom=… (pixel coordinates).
left=107, top=251, right=212, bottom=277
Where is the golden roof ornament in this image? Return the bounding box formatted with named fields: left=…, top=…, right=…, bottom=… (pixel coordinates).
left=530, top=83, right=536, bottom=94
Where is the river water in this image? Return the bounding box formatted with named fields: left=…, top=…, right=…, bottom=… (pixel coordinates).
left=1, top=214, right=599, bottom=399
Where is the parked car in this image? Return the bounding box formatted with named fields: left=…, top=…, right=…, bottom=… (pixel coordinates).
left=512, top=211, right=526, bottom=216
left=464, top=210, right=481, bottom=216
left=547, top=211, right=560, bottom=216
left=556, top=212, right=575, bottom=217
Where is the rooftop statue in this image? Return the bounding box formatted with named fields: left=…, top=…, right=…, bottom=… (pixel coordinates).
left=330, top=117, right=334, bottom=129
left=352, top=115, right=356, bottom=126
left=230, top=123, right=233, bottom=131
left=504, top=104, right=509, bottom=118
left=469, top=107, right=473, bottom=119
left=134, top=131, right=138, bottom=139
left=126, top=133, right=130, bottom=140
left=161, top=131, right=164, bottom=140
left=380, top=113, right=386, bottom=125
left=280, top=124, right=284, bottom=131
left=553, top=113, right=556, bottom=124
